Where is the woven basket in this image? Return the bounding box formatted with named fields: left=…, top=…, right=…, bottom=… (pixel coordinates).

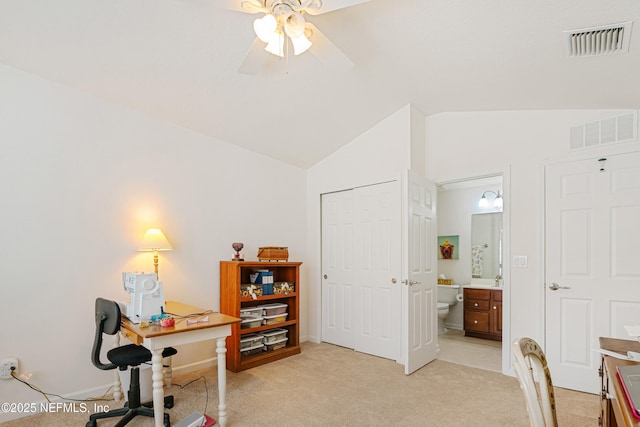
left=257, top=246, right=289, bottom=261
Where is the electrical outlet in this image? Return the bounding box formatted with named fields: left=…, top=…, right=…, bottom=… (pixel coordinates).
left=0, top=357, right=18, bottom=380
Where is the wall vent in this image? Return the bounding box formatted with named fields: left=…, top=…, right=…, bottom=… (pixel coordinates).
left=570, top=111, right=638, bottom=150
left=564, top=21, right=633, bottom=57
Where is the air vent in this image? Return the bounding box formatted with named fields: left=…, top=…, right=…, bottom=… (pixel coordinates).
left=570, top=111, right=638, bottom=150
left=564, top=21, right=633, bottom=57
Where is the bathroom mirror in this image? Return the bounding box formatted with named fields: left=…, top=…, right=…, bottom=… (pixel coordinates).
left=471, top=212, right=503, bottom=280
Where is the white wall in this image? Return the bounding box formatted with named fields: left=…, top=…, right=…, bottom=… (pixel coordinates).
left=0, top=64, right=307, bottom=421
left=305, top=104, right=419, bottom=342
left=425, top=110, right=640, bottom=363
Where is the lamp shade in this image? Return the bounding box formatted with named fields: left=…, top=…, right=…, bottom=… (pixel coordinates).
left=254, top=14, right=278, bottom=43
left=265, top=30, right=285, bottom=57
left=139, top=228, right=173, bottom=251
left=290, top=33, right=312, bottom=55
left=494, top=193, right=504, bottom=209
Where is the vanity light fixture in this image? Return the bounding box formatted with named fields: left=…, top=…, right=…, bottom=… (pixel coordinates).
left=139, top=228, right=173, bottom=280
left=479, top=190, right=503, bottom=209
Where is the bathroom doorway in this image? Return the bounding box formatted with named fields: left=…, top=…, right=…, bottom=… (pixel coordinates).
left=435, top=174, right=507, bottom=373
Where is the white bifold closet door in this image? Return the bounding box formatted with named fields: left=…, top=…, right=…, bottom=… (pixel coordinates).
left=321, top=181, right=402, bottom=361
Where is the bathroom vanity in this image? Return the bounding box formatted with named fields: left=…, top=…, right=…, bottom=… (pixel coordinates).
left=463, top=286, right=502, bottom=341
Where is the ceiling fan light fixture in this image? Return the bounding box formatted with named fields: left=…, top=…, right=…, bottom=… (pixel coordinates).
left=290, top=32, right=312, bottom=55
left=284, top=12, right=306, bottom=38
left=265, top=29, right=285, bottom=57
left=254, top=13, right=277, bottom=43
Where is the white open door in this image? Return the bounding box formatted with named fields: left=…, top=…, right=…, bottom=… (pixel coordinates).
left=402, top=170, right=438, bottom=375
left=545, top=151, right=640, bottom=393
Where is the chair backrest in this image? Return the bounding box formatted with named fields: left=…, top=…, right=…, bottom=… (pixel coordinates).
left=91, top=298, right=121, bottom=371
left=512, top=338, right=558, bottom=427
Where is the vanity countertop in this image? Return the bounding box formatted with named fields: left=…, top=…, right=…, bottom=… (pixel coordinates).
left=463, top=284, right=503, bottom=290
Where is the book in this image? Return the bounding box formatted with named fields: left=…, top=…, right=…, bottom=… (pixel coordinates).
left=616, top=364, right=640, bottom=419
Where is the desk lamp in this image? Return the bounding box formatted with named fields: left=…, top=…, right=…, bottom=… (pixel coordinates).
left=139, top=228, right=173, bottom=280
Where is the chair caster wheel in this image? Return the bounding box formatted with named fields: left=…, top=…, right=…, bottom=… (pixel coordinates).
left=164, top=395, right=174, bottom=409
left=164, top=413, right=170, bottom=427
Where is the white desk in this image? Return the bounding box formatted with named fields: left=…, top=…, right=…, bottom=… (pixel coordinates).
left=119, top=301, right=241, bottom=427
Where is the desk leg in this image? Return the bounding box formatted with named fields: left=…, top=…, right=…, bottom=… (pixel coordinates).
left=163, top=356, right=173, bottom=387
left=216, top=338, right=228, bottom=427
left=151, top=348, right=164, bottom=427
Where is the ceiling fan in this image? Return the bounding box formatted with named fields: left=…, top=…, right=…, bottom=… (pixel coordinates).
left=219, top=0, right=371, bottom=75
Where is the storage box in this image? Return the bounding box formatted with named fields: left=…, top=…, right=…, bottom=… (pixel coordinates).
left=240, top=315, right=263, bottom=329
left=273, top=281, right=295, bottom=295
left=240, top=333, right=264, bottom=350
left=253, top=270, right=273, bottom=285
left=264, top=337, right=288, bottom=352
left=260, top=328, right=288, bottom=344
left=259, top=303, right=288, bottom=316
left=240, top=342, right=264, bottom=358
left=240, top=307, right=263, bottom=318
left=240, top=283, right=262, bottom=298
left=257, top=247, right=289, bottom=261
left=263, top=313, right=288, bottom=325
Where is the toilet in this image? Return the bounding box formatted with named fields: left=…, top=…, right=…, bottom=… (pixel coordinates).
left=437, top=284, right=461, bottom=335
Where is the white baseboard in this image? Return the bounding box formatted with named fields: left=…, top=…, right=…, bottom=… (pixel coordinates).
left=0, top=382, right=117, bottom=423
left=0, top=358, right=220, bottom=423
left=170, top=357, right=217, bottom=376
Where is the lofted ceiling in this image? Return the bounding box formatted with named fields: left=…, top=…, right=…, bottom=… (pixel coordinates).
left=1, top=0, right=639, bottom=168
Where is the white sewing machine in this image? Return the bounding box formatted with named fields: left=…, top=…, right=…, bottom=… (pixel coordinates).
left=121, top=272, right=166, bottom=323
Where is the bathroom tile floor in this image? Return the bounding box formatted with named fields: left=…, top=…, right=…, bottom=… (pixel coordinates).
left=437, top=329, right=502, bottom=373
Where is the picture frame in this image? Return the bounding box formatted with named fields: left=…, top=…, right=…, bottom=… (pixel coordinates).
left=438, top=235, right=459, bottom=260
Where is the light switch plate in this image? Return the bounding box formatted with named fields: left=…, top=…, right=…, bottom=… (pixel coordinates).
left=513, top=256, right=528, bottom=268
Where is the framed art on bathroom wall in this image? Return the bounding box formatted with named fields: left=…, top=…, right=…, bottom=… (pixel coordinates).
left=438, top=235, right=459, bottom=260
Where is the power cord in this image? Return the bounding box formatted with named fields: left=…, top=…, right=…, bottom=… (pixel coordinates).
left=174, top=375, right=209, bottom=415
left=10, top=369, right=113, bottom=404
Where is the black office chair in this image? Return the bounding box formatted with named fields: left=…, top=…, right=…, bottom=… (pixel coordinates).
left=87, top=298, right=177, bottom=427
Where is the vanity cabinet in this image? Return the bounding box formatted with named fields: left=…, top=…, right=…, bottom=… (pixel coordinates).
left=463, top=288, right=502, bottom=341
left=220, top=261, right=302, bottom=372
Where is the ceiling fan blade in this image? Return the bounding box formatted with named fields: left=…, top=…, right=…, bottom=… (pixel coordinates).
left=238, top=38, right=292, bottom=76
left=238, top=38, right=271, bottom=75
left=304, top=0, right=371, bottom=15
left=306, top=23, right=353, bottom=71
left=215, top=0, right=263, bottom=13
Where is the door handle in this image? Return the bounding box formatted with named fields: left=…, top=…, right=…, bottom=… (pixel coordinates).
left=548, top=282, right=570, bottom=291
left=402, top=279, right=421, bottom=286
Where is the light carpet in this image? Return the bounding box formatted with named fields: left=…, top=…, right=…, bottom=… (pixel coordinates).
left=1, top=342, right=598, bottom=426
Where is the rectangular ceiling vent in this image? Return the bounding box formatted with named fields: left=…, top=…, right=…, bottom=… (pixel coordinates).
left=570, top=111, right=638, bottom=150
left=564, top=21, right=633, bottom=57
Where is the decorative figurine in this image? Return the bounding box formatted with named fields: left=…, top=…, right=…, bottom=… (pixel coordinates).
left=232, top=242, right=244, bottom=261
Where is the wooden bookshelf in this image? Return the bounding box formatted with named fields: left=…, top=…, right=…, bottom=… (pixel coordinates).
left=220, top=260, right=302, bottom=372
